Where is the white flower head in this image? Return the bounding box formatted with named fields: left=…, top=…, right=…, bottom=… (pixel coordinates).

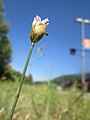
left=30, top=15, right=49, bottom=43
left=32, top=15, right=49, bottom=27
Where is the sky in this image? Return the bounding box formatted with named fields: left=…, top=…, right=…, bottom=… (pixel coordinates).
left=3, top=0, right=90, bottom=81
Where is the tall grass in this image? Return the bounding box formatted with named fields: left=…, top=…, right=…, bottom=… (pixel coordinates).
left=0, top=81, right=90, bottom=120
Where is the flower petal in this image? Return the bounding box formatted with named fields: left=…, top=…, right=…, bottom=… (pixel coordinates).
left=41, top=18, right=49, bottom=26
left=35, top=15, right=41, bottom=22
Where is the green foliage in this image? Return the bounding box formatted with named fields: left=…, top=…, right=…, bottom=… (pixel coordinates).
left=0, top=82, right=90, bottom=120
left=0, top=0, right=12, bottom=79
left=12, top=70, right=22, bottom=81
left=25, top=74, right=33, bottom=84
left=52, top=73, right=90, bottom=86
left=8, top=69, right=33, bottom=85
left=12, top=70, right=33, bottom=84
left=0, top=21, right=9, bottom=35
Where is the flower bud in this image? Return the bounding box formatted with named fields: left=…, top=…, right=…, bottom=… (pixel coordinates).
left=30, top=15, right=49, bottom=43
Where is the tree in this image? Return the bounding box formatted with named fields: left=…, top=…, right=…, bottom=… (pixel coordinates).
left=0, top=0, right=12, bottom=79
left=25, top=74, right=33, bottom=84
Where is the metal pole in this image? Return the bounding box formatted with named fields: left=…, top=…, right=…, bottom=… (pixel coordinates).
left=81, top=22, right=86, bottom=87
left=75, top=18, right=90, bottom=90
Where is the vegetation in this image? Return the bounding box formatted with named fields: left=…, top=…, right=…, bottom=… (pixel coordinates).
left=52, top=73, right=90, bottom=86
left=12, top=69, right=33, bottom=84
left=0, top=81, right=90, bottom=120
left=0, top=0, right=12, bottom=79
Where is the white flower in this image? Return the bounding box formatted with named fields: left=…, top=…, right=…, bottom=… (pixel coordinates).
left=30, top=15, right=49, bottom=43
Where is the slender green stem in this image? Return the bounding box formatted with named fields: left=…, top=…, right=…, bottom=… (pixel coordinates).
left=8, top=42, right=35, bottom=120
left=69, top=90, right=84, bottom=110
left=47, top=80, right=51, bottom=120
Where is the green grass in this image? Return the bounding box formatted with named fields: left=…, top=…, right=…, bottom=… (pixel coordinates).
left=0, top=81, right=90, bottom=120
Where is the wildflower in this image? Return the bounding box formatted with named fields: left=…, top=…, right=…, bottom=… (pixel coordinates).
left=30, top=15, right=49, bottom=43
left=9, top=15, right=49, bottom=119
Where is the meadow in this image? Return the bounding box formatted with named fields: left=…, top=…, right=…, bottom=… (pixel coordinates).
left=0, top=81, right=90, bottom=120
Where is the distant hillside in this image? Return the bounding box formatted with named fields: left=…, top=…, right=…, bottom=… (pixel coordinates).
left=52, top=73, right=90, bottom=86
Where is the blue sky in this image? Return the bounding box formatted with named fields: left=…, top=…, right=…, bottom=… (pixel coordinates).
left=3, top=0, right=90, bottom=81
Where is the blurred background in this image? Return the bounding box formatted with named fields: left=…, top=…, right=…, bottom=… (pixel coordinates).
left=0, top=0, right=90, bottom=83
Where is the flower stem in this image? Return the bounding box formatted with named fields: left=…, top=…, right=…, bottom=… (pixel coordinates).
left=9, top=42, right=35, bottom=120
left=47, top=80, right=51, bottom=120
